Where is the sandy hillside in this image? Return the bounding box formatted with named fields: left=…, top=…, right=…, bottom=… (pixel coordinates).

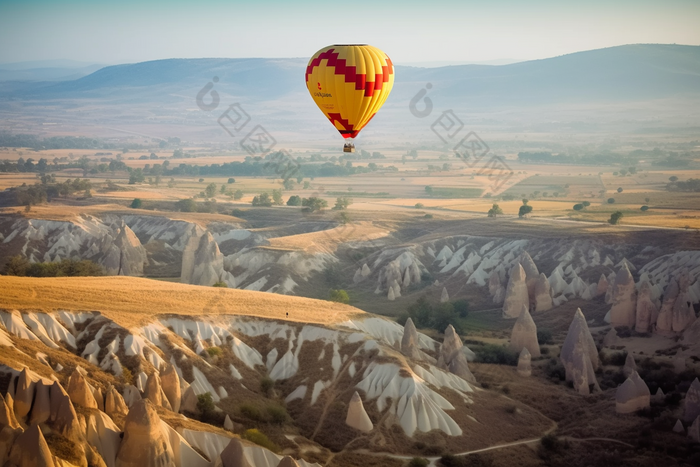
left=0, top=276, right=362, bottom=328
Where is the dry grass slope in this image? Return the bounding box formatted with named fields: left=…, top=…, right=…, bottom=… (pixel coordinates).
left=0, top=276, right=363, bottom=328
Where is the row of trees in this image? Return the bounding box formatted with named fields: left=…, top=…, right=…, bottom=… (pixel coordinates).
left=3, top=256, right=104, bottom=277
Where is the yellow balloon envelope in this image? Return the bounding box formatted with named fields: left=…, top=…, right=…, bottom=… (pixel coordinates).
left=306, top=44, right=394, bottom=145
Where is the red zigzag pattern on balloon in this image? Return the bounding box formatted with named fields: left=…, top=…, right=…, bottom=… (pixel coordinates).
left=305, top=49, right=393, bottom=97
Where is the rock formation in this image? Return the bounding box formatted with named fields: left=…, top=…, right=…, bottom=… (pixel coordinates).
left=518, top=251, right=540, bottom=301
left=488, top=271, right=502, bottom=298
left=635, top=281, right=657, bottom=333
left=549, top=267, right=567, bottom=297
left=67, top=368, right=98, bottom=409
left=560, top=309, right=600, bottom=395
left=439, top=325, right=476, bottom=383
left=509, top=305, right=540, bottom=358
left=653, top=388, right=665, bottom=404
left=656, top=279, right=679, bottom=335
left=122, top=385, right=142, bottom=408
left=145, top=373, right=172, bottom=411
left=7, top=424, right=55, bottom=467
left=345, top=391, right=373, bottom=432
left=517, top=348, right=532, bottom=377
left=105, top=385, right=129, bottom=418
left=160, top=364, right=181, bottom=413
left=534, top=273, right=553, bottom=312
left=387, top=287, right=395, bottom=301
left=603, top=328, right=618, bottom=347
left=101, top=222, right=148, bottom=276
left=503, top=263, right=529, bottom=319
left=0, top=393, right=19, bottom=429
left=623, top=353, right=637, bottom=377
left=440, top=287, right=449, bottom=303
left=400, top=318, right=422, bottom=361
left=216, top=438, right=251, bottom=467
left=29, top=380, right=51, bottom=426
left=690, top=416, right=700, bottom=443
left=13, top=368, right=34, bottom=420
left=609, top=264, right=637, bottom=328
left=615, top=371, right=650, bottom=414
left=181, top=228, right=235, bottom=287
left=685, top=378, right=700, bottom=423
left=596, top=274, right=609, bottom=296
left=180, top=386, right=198, bottom=414
left=672, top=292, right=695, bottom=333
left=278, top=457, right=301, bottom=467
left=224, top=414, right=234, bottom=431
left=116, top=400, right=175, bottom=467
left=673, top=419, right=685, bottom=433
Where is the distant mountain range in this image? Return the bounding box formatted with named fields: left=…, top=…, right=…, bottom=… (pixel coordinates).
left=1, top=44, right=698, bottom=144
left=3, top=44, right=699, bottom=106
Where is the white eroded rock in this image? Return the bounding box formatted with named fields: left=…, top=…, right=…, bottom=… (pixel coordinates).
left=345, top=391, right=373, bottom=432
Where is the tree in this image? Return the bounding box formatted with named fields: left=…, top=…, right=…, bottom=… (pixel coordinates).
left=582, top=201, right=590, bottom=207
left=333, top=197, right=352, bottom=210
left=233, top=190, right=244, bottom=200
left=130, top=198, right=142, bottom=209
left=176, top=198, right=197, bottom=212
left=196, top=393, right=215, bottom=417
left=424, top=186, right=433, bottom=196
left=607, top=198, right=615, bottom=204
left=518, top=205, right=533, bottom=218
left=283, top=179, right=295, bottom=190
left=3, top=256, right=30, bottom=276
left=609, top=211, right=623, bottom=225
left=128, top=168, right=145, bottom=184
left=415, top=203, right=424, bottom=209
left=487, top=203, right=503, bottom=217
left=252, top=193, right=272, bottom=207
left=617, top=187, right=623, bottom=193
left=272, top=189, right=283, bottom=206
left=640, top=205, right=649, bottom=211
left=227, top=178, right=235, bottom=184
left=302, top=197, right=327, bottom=212
left=669, top=176, right=678, bottom=182
left=573, top=203, right=584, bottom=211
left=329, top=289, right=350, bottom=304
left=452, top=299, right=469, bottom=318
left=287, top=195, right=301, bottom=206
left=522, top=198, right=529, bottom=206
left=220, top=184, right=226, bottom=194
left=204, top=183, right=217, bottom=198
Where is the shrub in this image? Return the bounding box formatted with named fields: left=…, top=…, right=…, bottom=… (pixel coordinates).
left=329, top=289, right=350, bottom=304
left=609, top=211, right=623, bottom=225
left=197, top=393, right=215, bottom=416
left=240, top=404, right=264, bottom=421
left=452, top=299, right=469, bottom=318
left=641, top=205, right=649, bottom=211
left=487, top=203, right=503, bottom=217
left=408, top=458, right=429, bottom=467
left=260, top=376, right=274, bottom=397
left=206, top=347, right=222, bottom=357
left=582, top=201, right=591, bottom=206
left=130, top=198, right=142, bottom=209
left=176, top=198, right=197, bottom=212
left=607, top=198, right=615, bottom=204
left=121, top=367, right=133, bottom=385
left=242, top=429, right=278, bottom=452
left=212, top=281, right=227, bottom=288
left=424, top=214, right=433, bottom=218
left=573, top=203, right=584, bottom=211
left=227, top=178, right=235, bottom=183
left=415, top=203, right=424, bottom=209
left=474, top=344, right=518, bottom=366
left=267, top=404, right=288, bottom=424
left=537, top=329, right=553, bottom=345
left=287, top=195, right=301, bottom=206
left=518, top=205, right=533, bottom=218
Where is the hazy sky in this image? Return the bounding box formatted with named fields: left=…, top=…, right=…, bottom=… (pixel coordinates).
left=1, top=0, right=699, bottom=65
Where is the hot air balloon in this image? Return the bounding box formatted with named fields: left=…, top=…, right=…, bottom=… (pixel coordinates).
left=305, top=44, right=394, bottom=153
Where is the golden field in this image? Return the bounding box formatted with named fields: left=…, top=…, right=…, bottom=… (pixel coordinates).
left=0, top=276, right=363, bottom=328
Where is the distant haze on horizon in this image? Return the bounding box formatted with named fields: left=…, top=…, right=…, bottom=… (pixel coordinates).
left=1, top=0, right=699, bottom=66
